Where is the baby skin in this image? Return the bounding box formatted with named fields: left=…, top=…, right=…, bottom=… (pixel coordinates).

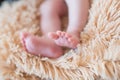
left=20, top=0, right=89, bottom=58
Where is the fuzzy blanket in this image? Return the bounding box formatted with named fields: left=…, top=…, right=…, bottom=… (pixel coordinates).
left=0, top=0, right=120, bottom=80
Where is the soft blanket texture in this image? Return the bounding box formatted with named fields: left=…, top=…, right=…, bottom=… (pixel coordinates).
left=0, top=0, right=120, bottom=80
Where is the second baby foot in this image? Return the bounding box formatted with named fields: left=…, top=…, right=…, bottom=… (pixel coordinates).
left=48, top=31, right=80, bottom=49
left=20, top=32, right=63, bottom=58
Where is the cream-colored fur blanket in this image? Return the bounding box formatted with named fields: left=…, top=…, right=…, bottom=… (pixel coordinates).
left=0, top=0, right=120, bottom=80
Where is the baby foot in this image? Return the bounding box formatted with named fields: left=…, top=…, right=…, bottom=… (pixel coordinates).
left=48, top=31, right=80, bottom=49
left=20, top=32, right=63, bottom=58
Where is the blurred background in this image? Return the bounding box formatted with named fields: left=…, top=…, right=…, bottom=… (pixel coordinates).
left=0, top=0, right=18, bottom=5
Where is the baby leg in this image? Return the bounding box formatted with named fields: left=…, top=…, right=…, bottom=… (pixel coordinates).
left=66, top=0, right=89, bottom=34
left=40, top=0, right=67, bottom=35
left=20, top=0, right=67, bottom=58
left=49, top=0, right=89, bottom=48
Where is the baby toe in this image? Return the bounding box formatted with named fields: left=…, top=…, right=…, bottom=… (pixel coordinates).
left=20, top=32, right=30, bottom=39
left=22, top=39, right=28, bottom=52
left=56, top=31, right=62, bottom=36
left=60, top=31, right=65, bottom=37
left=68, top=37, right=74, bottom=42
left=48, top=32, right=59, bottom=39
left=65, top=33, right=72, bottom=38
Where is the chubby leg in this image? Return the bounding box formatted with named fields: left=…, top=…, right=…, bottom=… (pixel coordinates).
left=49, top=0, right=89, bottom=48
left=40, top=0, right=67, bottom=35
left=65, top=0, right=89, bottom=34
left=20, top=0, right=67, bottom=58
